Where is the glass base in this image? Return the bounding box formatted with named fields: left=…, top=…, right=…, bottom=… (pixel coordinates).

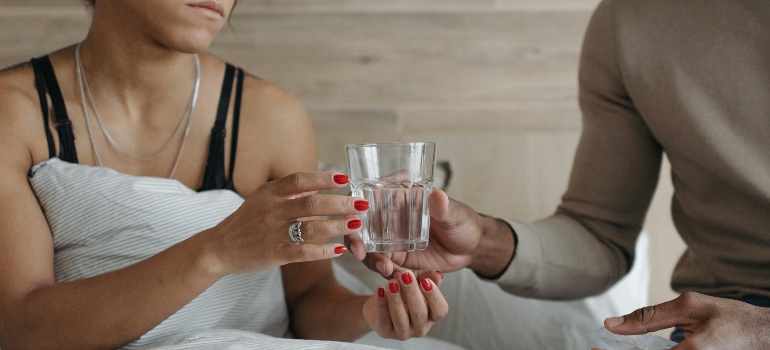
left=365, top=240, right=428, bottom=253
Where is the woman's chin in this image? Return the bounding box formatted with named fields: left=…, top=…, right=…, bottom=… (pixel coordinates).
left=161, top=32, right=218, bottom=54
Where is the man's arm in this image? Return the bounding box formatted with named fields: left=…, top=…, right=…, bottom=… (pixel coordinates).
left=355, top=0, right=662, bottom=300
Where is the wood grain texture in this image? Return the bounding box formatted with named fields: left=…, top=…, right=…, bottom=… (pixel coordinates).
left=1, top=0, right=85, bottom=6
left=0, top=12, right=89, bottom=67
left=209, top=11, right=589, bottom=106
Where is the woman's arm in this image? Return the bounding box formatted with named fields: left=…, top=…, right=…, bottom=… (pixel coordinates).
left=0, top=68, right=358, bottom=349
left=0, top=77, right=229, bottom=349
left=229, top=77, right=367, bottom=340
left=232, top=76, right=448, bottom=342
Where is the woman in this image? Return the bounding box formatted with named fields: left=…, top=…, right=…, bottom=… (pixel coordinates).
left=0, top=1, right=447, bottom=349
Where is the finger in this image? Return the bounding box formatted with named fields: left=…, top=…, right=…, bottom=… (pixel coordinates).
left=605, top=292, right=700, bottom=335
left=344, top=231, right=367, bottom=261
left=419, top=278, right=448, bottom=322
left=270, top=172, right=350, bottom=198
left=385, top=279, right=410, bottom=339
left=360, top=253, right=396, bottom=277
left=414, top=270, right=444, bottom=287
left=300, top=218, right=363, bottom=242
left=281, top=242, right=348, bottom=263
left=399, top=271, right=429, bottom=335
left=427, top=189, right=452, bottom=222
left=373, top=287, right=394, bottom=337
left=428, top=190, right=473, bottom=231
left=286, top=194, right=369, bottom=219
left=285, top=190, right=318, bottom=200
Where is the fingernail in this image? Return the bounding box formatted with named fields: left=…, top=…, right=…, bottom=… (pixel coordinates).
left=377, top=287, right=385, bottom=299
left=375, top=261, right=385, bottom=274
left=606, top=317, right=624, bottom=328
left=334, top=246, right=347, bottom=254
left=388, top=281, right=399, bottom=294
left=401, top=272, right=413, bottom=285
left=354, top=200, right=369, bottom=211
left=421, top=278, right=433, bottom=292
left=436, top=271, right=444, bottom=279
left=347, top=219, right=362, bottom=229
left=333, top=174, right=349, bottom=185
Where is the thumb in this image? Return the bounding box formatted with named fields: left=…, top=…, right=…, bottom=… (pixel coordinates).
left=428, top=189, right=451, bottom=222
left=605, top=297, right=688, bottom=335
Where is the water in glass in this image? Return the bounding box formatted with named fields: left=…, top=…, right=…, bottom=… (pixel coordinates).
left=350, top=179, right=432, bottom=252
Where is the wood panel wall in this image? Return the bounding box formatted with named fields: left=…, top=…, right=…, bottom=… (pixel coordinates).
left=0, top=0, right=685, bottom=336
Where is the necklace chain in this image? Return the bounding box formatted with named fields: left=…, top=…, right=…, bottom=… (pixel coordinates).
left=75, top=43, right=201, bottom=178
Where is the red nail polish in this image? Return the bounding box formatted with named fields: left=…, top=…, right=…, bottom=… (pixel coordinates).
left=401, top=272, right=413, bottom=285
left=421, top=278, right=433, bottom=292
left=333, top=174, right=349, bottom=184
left=377, top=287, right=385, bottom=299
left=436, top=271, right=444, bottom=279
left=354, top=200, right=369, bottom=211
left=388, top=281, right=399, bottom=294
left=347, top=219, right=362, bottom=229
left=334, top=246, right=347, bottom=254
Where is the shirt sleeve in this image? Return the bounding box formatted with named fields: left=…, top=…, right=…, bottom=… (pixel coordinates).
left=491, top=0, right=663, bottom=300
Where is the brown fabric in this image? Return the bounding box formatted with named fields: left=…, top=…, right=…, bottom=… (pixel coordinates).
left=496, top=0, right=770, bottom=300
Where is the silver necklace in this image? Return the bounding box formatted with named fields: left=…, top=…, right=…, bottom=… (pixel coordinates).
left=75, top=43, right=200, bottom=178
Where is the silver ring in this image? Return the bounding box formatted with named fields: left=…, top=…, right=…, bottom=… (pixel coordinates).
left=288, top=220, right=304, bottom=244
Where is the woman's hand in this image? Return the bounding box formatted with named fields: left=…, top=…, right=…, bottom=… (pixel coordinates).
left=363, top=270, right=449, bottom=340
left=207, top=172, right=368, bottom=275
left=603, top=292, right=770, bottom=349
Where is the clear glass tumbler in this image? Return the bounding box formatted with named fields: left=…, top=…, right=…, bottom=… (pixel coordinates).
left=346, top=142, right=436, bottom=252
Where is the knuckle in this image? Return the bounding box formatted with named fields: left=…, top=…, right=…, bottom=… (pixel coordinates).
left=630, top=305, right=657, bottom=325
left=285, top=173, right=303, bottom=189
left=330, top=196, right=347, bottom=212
left=433, top=305, right=449, bottom=320
left=678, top=291, right=700, bottom=308
left=375, top=329, right=392, bottom=339
left=300, top=196, right=319, bottom=212
left=415, top=326, right=430, bottom=338
left=411, top=312, right=428, bottom=326
left=294, top=245, right=313, bottom=261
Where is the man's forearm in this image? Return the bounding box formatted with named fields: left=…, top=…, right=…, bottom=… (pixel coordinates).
left=468, top=215, right=516, bottom=279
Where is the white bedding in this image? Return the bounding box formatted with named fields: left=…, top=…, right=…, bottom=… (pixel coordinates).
left=334, top=232, right=651, bottom=350
left=141, top=329, right=388, bottom=350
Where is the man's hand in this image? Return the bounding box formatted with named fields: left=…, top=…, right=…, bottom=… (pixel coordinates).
left=346, top=189, right=515, bottom=279
left=604, top=292, right=770, bottom=349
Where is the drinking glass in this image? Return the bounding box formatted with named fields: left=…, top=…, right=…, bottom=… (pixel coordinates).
left=346, top=142, right=436, bottom=252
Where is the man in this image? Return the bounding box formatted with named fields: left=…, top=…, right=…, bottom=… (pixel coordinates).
left=347, top=0, right=770, bottom=347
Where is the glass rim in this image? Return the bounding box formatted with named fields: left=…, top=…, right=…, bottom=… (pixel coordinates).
left=345, top=141, right=436, bottom=149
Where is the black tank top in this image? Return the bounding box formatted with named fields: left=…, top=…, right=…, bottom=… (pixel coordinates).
left=29, top=56, right=244, bottom=192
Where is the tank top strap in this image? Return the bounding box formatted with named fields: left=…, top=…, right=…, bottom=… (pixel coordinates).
left=30, top=58, right=57, bottom=159
left=199, top=64, right=236, bottom=191
left=31, top=56, right=79, bottom=163
left=224, top=68, right=245, bottom=192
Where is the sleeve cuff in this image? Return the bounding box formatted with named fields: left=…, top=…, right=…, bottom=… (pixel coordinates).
left=486, top=220, right=544, bottom=291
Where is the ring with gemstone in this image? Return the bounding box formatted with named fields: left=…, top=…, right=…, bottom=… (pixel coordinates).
left=288, top=220, right=303, bottom=243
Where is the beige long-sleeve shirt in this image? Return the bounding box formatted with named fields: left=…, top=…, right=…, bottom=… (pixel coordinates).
left=496, top=0, right=770, bottom=300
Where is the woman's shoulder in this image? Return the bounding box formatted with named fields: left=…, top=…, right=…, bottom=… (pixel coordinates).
left=0, top=61, right=39, bottom=113
left=239, top=69, right=308, bottom=125
left=219, top=62, right=317, bottom=191
left=228, top=64, right=312, bottom=143
left=0, top=61, right=46, bottom=164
